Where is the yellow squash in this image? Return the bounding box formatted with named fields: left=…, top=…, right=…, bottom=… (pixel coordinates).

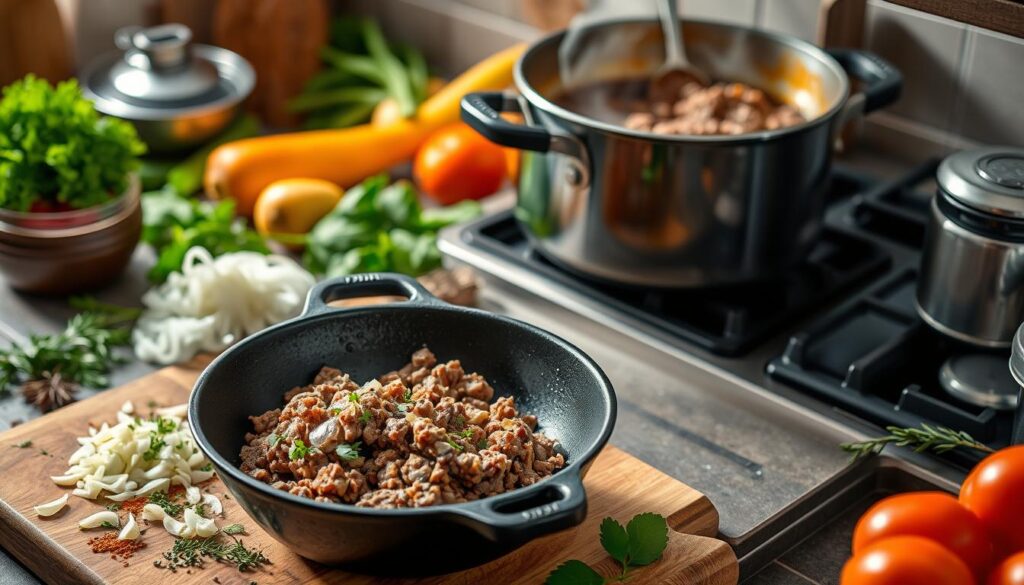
left=204, top=44, right=525, bottom=217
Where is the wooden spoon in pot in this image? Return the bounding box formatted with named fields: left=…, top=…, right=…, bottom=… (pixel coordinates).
left=649, top=0, right=709, bottom=103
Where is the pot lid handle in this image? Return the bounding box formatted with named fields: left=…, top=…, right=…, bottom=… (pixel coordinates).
left=110, top=24, right=220, bottom=102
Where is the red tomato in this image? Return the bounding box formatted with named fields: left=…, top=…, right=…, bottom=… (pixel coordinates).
left=841, top=536, right=976, bottom=585
left=989, top=552, right=1024, bottom=585
left=413, top=123, right=508, bottom=205
left=961, top=446, right=1024, bottom=556
left=853, top=492, right=993, bottom=578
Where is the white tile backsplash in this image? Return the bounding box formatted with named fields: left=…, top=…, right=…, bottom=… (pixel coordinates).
left=864, top=0, right=966, bottom=132
left=953, top=27, right=1024, bottom=146
left=680, top=0, right=759, bottom=26
left=759, top=0, right=820, bottom=43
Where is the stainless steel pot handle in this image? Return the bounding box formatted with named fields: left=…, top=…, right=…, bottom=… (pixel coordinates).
left=461, top=92, right=552, bottom=152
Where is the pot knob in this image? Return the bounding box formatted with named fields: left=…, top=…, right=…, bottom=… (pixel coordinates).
left=111, top=24, right=219, bottom=102
left=976, top=154, right=1024, bottom=190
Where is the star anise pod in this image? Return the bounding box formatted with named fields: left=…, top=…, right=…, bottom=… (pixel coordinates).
left=21, top=370, right=77, bottom=412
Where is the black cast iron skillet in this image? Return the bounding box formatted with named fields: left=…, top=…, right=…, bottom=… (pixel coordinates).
left=188, top=273, right=617, bottom=574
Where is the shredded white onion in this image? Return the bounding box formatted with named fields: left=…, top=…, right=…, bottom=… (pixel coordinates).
left=132, top=247, right=315, bottom=365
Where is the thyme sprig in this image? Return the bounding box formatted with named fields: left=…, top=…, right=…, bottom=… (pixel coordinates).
left=156, top=534, right=269, bottom=572
left=840, top=424, right=996, bottom=460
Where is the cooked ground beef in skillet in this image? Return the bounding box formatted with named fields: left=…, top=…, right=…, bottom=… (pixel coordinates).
left=239, top=348, right=566, bottom=508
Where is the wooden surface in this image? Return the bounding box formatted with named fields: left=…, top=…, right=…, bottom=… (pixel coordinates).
left=0, top=361, right=738, bottom=585
left=886, top=0, right=1024, bottom=39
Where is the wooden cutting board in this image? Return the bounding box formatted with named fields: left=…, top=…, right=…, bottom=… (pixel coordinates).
left=0, top=360, right=738, bottom=585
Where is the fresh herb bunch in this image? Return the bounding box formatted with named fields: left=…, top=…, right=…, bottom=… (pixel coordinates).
left=0, top=304, right=140, bottom=408
left=141, top=188, right=268, bottom=282
left=291, top=18, right=429, bottom=128
left=0, top=75, right=146, bottom=211
left=840, top=424, right=995, bottom=460
left=304, top=174, right=480, bottom=277
left=546, top=513, right=669, bottom=585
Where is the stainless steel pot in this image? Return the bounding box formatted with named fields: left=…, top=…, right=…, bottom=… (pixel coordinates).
left=80, top=24, right=254, bottom=154
left=917, top=148, right=1024, bottom=348
left=461, top=20, right=901, bottom=288
left=1010, top=321, right=1024, bottom=443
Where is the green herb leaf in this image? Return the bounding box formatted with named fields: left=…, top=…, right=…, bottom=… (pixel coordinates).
left=143, top=431, right=166, bottom=461
left=599, top=517, right=629, bottom=565
left=359, top=410, right=372, bottom=424
left=477, top=439, right=488, bottom=450
left=335, top=441, right=362, bottom=461
left=149, top=490, right=183, bottom=517
left=625, top=512, right=669, bottom=566
left=222, top=524, right=245, bottom=535
left=13, top=440, right=32, bottom=448
left=199, top=463, right=213, bottom=472
left=0, top=75, right=145, bottom=212
left=100, top=521, right=118, bottom=529
left=289, top=439, right=313, bottom=461
left=544, top=560, right=605, bottom=585
left=446, top=438, right=464, bottom=452
left=194, top=502, right=208, bottom=518
left=267, top=433, right=281, bottom=447
left=106, top=503, right=121, bottom=512
left=348, top=391, right=360, bottom=404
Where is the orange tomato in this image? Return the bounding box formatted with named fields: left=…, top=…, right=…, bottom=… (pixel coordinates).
left=961, top=446, right=1024, bottom=556
left=989, top=552, right=1024, bottom=585
left=413, top=123, right=507, bottom=205
left=841, top=536, right=976, bottom=585
left=853, top=492, right=993, bottom=578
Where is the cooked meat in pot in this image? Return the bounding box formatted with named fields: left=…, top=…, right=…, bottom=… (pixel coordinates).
left=556, top=78, right=805, bottom=136
left=239, top=347, right=566, bottom=508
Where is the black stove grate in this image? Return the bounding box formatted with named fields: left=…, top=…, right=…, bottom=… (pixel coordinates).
left=767, top=159, right=1018, bottom=466
left=462, top=167, right=892, bottom=356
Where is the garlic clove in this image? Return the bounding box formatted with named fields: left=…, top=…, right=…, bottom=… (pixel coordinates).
left=162, top=514, right=187, bottom=537
left=141, top=504, right=166, bottom=522
left=185, top=486, right=201, bottom=505
left=201, top=493, right=222, bottom=516
left=78, top=510, right=119, bottom=529
left=117, top=514, right=139, bottom=540
left=33, top=494, right=69, bottom=517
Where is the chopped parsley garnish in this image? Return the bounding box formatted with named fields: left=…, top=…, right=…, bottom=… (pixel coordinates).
left=403, top=388, right=412, bottom=402
left=222, top=524, right=245, bottom=535
left=348, top=391, right=359, bottom=404
left=99, top=521, right=118, bottom=529
left=329, top=407, right=342, bottom=416
left=200, top=463, right=213, bottom=472
left=155, top=417, right=177, bottom=434
left=359, top=410, right=372, bottom=424
left=453, top=429, right=473, bottom=439
left=194, top=502, right=208, bottom=518
left=143, top=431, right=167, bottom=461
left=288, top=439, right=314, bottom=461
left=446, top=438, right=464, bottom=452
left=266, top=433, right=281, bottom=447
left=477, top=439, right=488, bottom=450
left=335, top=442, right=362, bottom=461
left=149, top=490, right=183, bottom=516
left=106, top=502, right=122, bottom=512
left=454, top=415, right=465, bottom=429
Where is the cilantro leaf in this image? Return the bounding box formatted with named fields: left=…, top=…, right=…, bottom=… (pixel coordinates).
left=289, top=439, right=314, bottom=461
left=544, top=560, right=604, bottom=585
left=335, top=442, right=362, bottom=461
left=625, top=512, right=668, bottom=566
left=599, top=517, right=629, bottom=565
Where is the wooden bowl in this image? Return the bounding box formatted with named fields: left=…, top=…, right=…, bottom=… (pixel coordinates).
left=0, top=176, right=142, bottom=295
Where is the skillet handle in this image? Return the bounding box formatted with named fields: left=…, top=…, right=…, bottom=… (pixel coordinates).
left=453, top=468, right=588, bottom=543
left=302, top=273, right=445, bottom=316
left=827, top=48, right=902, bottom=114
left=461, top=92, right=551, bottom=152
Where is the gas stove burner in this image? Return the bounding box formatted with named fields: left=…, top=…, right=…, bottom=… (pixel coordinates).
left=939, top=353, right=1019, bottom=410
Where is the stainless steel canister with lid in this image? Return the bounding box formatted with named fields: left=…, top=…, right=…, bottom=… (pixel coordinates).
left=917, top=147, right=1024, bottom=348
left=1009, top=321, right=1024, bottom=443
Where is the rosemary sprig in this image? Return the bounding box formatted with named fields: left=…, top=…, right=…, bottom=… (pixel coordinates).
left=841, top=424, right=996, bottom=460
left=0, top=302, right=140, bottom=402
